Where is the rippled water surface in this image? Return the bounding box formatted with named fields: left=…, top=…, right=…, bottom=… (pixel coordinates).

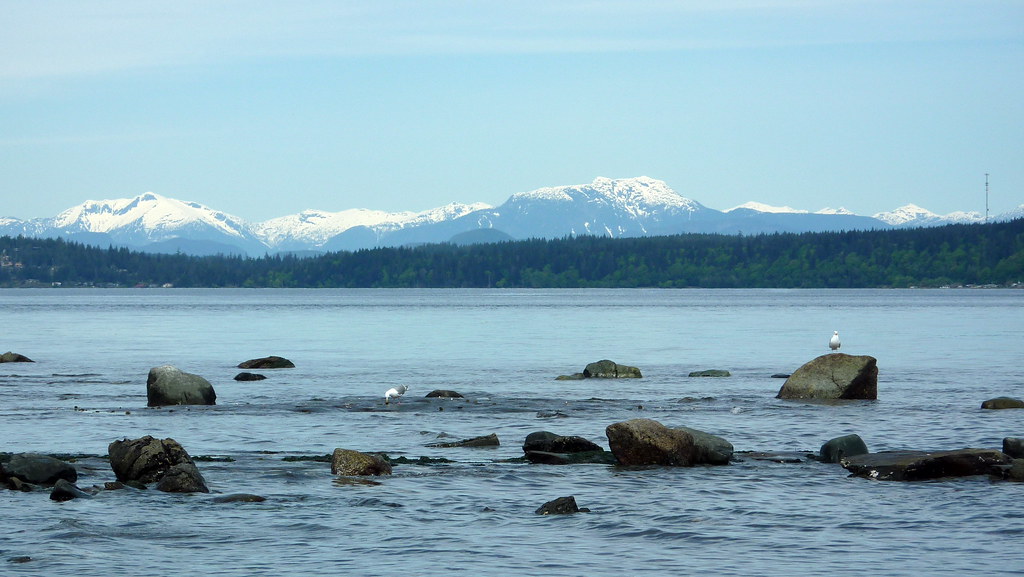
left=1, top=288, right=1022, bottom=576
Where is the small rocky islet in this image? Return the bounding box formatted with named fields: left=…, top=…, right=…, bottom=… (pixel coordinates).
left=2, top=352, right=1023, bottom=511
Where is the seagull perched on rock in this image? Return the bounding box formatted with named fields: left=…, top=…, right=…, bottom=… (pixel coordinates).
left=829, top=331, right=841, bottom=351
left=384, top=384, right=409, bottom=405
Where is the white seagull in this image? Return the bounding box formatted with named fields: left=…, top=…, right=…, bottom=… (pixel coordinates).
left=829, top=331, right=841, bottom=351
left=384, top=384, right=409, bottom=405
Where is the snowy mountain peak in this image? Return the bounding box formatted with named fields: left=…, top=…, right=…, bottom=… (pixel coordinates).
left=815, top=207, right=857, bottom=216
left=726, top=201, right=809, bottom=214
left=510, top=176, right=702, bottom=214
left=872, top=204, right=938, bottom=226
left=53, top=192, right=251, bottom=240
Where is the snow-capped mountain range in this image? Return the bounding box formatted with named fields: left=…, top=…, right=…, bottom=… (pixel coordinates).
left=1, top=177, right=1018, bottom=256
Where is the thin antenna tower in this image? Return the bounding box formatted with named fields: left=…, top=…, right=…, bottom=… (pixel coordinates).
left=985, top=173, right=989, bottom=223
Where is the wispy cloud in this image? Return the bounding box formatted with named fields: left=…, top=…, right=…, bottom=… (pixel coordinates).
left=3, top=0, right=1019, bottom=81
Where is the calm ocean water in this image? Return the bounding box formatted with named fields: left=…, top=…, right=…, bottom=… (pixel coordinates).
left=1, top=288, right=1022, bottom=576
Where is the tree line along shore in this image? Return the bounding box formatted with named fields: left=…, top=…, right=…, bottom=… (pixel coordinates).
left=1, top=218, right=1022, bottom=289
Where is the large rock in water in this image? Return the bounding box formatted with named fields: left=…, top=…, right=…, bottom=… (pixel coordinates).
left=819, top=434, right=869, bottom=463
left=981, top=397, right=1024, bottom=410
left=0, top=351, right=33, bottom=363
left=146, top=365, right=216, bottom=407
left=605, top=418, right=733, bottom=466
left=777, top=353, right=877, bottom=400
left=840, top=449, right=1011, bottom=481
left=1, top=453, right=77, bottom=486
left=238, top=356, right=294, bottom=369
left=108, top=436, right=209, bottom=492
left=331, top=449, right=392, bottom=476
left=583, top=359, right=642, bottom=378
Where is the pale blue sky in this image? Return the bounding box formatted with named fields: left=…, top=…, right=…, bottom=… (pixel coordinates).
left=2, top=1, right=1021, bottom=221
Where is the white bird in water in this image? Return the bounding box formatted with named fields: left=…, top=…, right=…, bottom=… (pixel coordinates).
left=384, top=384, right=409, bottom=405
left=829, top=331, right=841, bottom=351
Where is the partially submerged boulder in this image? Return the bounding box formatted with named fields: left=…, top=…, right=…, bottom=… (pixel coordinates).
left=108, top=436, right=209, bottom=492
left=427, top=433, right=500, bottom=448
left=536, top=495, right=589, bottom=515
left=841, top=449, right=1011, bottom=481
left=819, top=434, right=869, bottom=463
left=425, top=390, right=464, bottom=398
left=777, top=353, right=877, bottom=400
left=331, top=449, right=392, bottom=476
left=981, top=397, right=1024, bottom=410
left=147, top=365, right=216, bottom=407
left=689, top=369, right=731, bottom=378
left=238, top=356, right=294, bottom=369
left=233, top=372, right=267, bottom=382
left=1, top=453, right=77, bottom=486
left=0, top=351, right=33, bottom=363
left=1003, top=437, right=1024, bottom=459
left=583, top=359, right=642, bottom=379
left=522, top=431, right=614, bottom=465
left=605, top=418, right=733, bottom=467
left=50, top=479, right=93, bottom=501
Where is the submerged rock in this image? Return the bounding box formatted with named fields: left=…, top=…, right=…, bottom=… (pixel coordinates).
left=237, top=356, right=294, bottom=369
left=425, top=390, right=464, bottom=398
left=689, top=369, right=731, bottom=378
left=0, top=351, right=33, bottom=363
left=819, top=434, right=869, bottom=463
left=233, top=372, right=267, bottom=382
left=777, top=353, right=877, bottom=400
left=535, top=495, right=589, bottom=515
left=605, top=418, right=733, bottom=467
left=146, top=365, right=216, bottom=407
left=427, top=433, right=500, bottom=448
left=213, top=493, right=267, bottom=503
left=108, top=436, right=209, bottom=492
left=331, top=449, right=392, bottom=476
left=50, top=479, right=93, bottom=501
left=1, top=453, right=77, bottom=486
left=583, top=359, right=642, bottom=379
left=1003, top=438, right=1024, bottom=459
left=840, top=449, right=1011, bottom=481
left=523, top=431, right=602, bottom=454
left=981, top=397, right=1024, bottom=410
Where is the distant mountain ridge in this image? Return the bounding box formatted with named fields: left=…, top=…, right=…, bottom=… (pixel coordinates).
left=1, top=177, right=1018, bottom=256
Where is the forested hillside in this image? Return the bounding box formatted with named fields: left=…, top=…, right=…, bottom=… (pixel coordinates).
left=2, top=219, right=1022, bottom=288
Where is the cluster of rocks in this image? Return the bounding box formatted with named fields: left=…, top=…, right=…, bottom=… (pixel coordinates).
left=1, top=435, right=211, bottom=501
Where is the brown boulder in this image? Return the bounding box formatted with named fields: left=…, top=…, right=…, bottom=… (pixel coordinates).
left=605, top=418, right=732, bottom=466
left=777, top=353, right=877, bottom=400
left=330, top=449, right=392, bottom=476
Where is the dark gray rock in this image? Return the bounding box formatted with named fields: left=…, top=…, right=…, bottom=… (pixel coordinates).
left=146, top=365, right=216, bottom=407
left=49, top=479, right=93, bottom=501
left=981, top=397, right=1024, bottom=410
left=523, top=431, right=602, bottom=454
left=536, top=495, right=589, bottom=515
left=996, top=460, right=1024, bottom=481
left=841, top=449, right=1011, bottom=481
left=771, top=373, right=791, bottom=379
left=777, top=353, right=877, bottom=400
left=819, top=434, right=869, bottom=463
left=108, top=436, right=202, bottom=485
left=213, top=493, right=267, bottom=503
left=155, top=462, right=209, bottom=493
left=237, top=356, right=294, bottom=369
left=605, top=418, right=733, bottom=467
left=555, top=373, right=586, bottom=380
left=524, top=450, right=618, bottom=465
left=233, top=372, right=267, bottom=381
left=1, top=453, right=77, bottom=486
left=1003, top=438, right=1024, bottom=459
left=583, top=359, right=642, bottom=379
left=0, top=351, right=33, bottom=363
left=425, top=390, right=464, bottom=398
left=689, top=369, right=731, bottom=377
left=427, top=433, right=500, bottom=448
left=331, top=448, right=392, bottom=476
